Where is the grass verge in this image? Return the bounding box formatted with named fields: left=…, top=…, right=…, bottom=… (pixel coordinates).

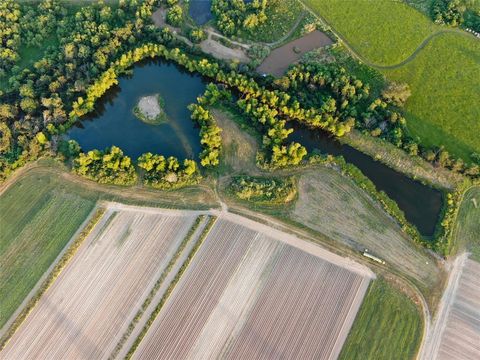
left=125, top=216, right=217, bottom=359
left=339, top=277, right=422, bottom=360
left=0, top=172, right=96, bottom=328
left=453, top=186, right=480, bottom=261
left=110, top=215, right=205, bottom=358
left=0, top=207, right=105, bottom=350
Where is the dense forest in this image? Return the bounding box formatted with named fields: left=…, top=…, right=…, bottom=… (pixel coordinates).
left=0, top=0, right=160, bottom=180
left=1, top=0, right=478, bottom=185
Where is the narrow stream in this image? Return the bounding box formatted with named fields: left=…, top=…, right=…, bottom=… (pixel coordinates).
left=289, top=124, right=443, bottom=237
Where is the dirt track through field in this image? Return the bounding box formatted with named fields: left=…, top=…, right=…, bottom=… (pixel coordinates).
left=424, top=255, right=480, bottom=360
left=132, top=218, right=372, bottom=359
left=1, top=208, right=196, bottom=360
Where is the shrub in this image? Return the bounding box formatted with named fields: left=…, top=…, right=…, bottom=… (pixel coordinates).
left=229, top=175, right=297, bottom=205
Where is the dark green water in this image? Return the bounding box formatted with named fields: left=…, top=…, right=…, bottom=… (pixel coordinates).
left=68, top=59, right=442, bottom=237
left=68, top=59, right=206, bottom=160
left=288, top=124, right=443, bottom=237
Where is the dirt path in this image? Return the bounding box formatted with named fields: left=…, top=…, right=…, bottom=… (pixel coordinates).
left=200, top=37, right=250, bottom=63
left=298, top=0, right=476, bottom=70
left=420, top=253, right=469, bottom=360
left=203, top=10, right=306, bottom=50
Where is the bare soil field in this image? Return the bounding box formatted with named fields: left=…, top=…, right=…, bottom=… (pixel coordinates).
left=132, top=217, right=373, bottom=359
left=426, top=257, right=480, bottom=360
left=200, top=38, right=250, bottom=63
left=1, top=207, right=196, bottom=359
left=291, top=169, right=441, bottom=293
left=257, top=30, right=333, bottom=76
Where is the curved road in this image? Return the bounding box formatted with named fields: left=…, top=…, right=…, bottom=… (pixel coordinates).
left=298, top=0, right=477, bottom=70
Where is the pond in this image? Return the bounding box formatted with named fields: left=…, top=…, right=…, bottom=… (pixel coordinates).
left=189, top=0, right=213, bottom=25
left=67, top=60, right=206, bottom=161
left=257, top=30, right=333, bottom=77
left=288, top=125, right=443, bottom=237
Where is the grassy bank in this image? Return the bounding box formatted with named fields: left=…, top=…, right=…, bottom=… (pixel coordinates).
left=453, top=186, right=480, bottom=261
left=0, top=173, right=95, bottom=328
left=339, top=278, right=422, bottom=360
left=302, top=0, right=480, bottom=161
left=382, top=33, right=480, bottom=161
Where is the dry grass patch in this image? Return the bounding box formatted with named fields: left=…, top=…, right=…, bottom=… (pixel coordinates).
left=291, top=168, right=441, bottom=294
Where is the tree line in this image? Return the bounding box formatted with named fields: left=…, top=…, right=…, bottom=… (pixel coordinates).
left=211, top=0, right=268, bottom=36
left=276, top=62, right=479, bottom=177
left=0, top=0, right=160, bottom=180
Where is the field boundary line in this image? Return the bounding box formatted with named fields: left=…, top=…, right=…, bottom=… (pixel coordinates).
left=420, top=253, right=468, bottom=360
left=125, top=216, right=218, bottom=359
left=0, top=204, right=101, bottom=336
left=213, top=211, right=375, bottom=279
left=110, top=215, right=207, bottom=359
left=104, top=201, right=209, bottom=217
left=298, top=0, right=475, bottom=69
left=0, top=206, right=106, bottom=350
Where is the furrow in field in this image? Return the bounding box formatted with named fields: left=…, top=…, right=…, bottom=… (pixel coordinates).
left=1, top=210, right=196, bottom=360
left=132, top=217, right=371, bottom=360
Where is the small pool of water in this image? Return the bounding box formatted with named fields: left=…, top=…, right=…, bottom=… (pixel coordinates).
left=289, top=125, right=443, bottom=236
left=189, top=0, right=213, bottom=25
left=68, top=60, right=206, bottom=160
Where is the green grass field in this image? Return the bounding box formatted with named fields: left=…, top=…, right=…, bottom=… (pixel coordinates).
left=303, top=0, right=436, bottom=65
left=0, top=172, right=96, bottom=328
left=302, top=0, right=480, bottom=161
left=454, top=186, right=480, bottom=261
left=339, top=278, right=422, bottom=360
left=383, top=33, right=480, bottom=161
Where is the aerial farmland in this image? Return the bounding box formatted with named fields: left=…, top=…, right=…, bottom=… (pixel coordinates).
left=425, top=256, right=480, bottom=360
left=130, top=216, right=374, bottom=359
left=1, top=206, right=198, bottom=359
left=1, top=0, right=479, bottom=358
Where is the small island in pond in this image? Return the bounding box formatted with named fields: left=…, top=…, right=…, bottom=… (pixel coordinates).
left=133, top=94, right=167, bottom=125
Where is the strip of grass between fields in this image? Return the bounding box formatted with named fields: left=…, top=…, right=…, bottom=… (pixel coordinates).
left=339, top=277, right=422, bottom=360
left=109, top=215, right=205, bottom=359
left=125, top=216, right=218, bottom=359
left=0, top=207, right=105, bottom=351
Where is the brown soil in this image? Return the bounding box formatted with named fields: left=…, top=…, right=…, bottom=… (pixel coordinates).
left=200, top=39, right=250, bottom=63
left=257, top=30, right=333, bottom=77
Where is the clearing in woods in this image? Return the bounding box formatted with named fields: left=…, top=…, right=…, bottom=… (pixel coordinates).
left=291, top=168, right=441, bottom=298
left=1, top=206, right=197, bottom=359
left=131, top=216, right=374, bottom=359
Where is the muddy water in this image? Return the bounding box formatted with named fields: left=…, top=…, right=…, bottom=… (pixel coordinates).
left=289, top=124, right=443, bottom=237
left=257, top=30, right=333, bottom=77
left=67, top=59, right=205, bottom=160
